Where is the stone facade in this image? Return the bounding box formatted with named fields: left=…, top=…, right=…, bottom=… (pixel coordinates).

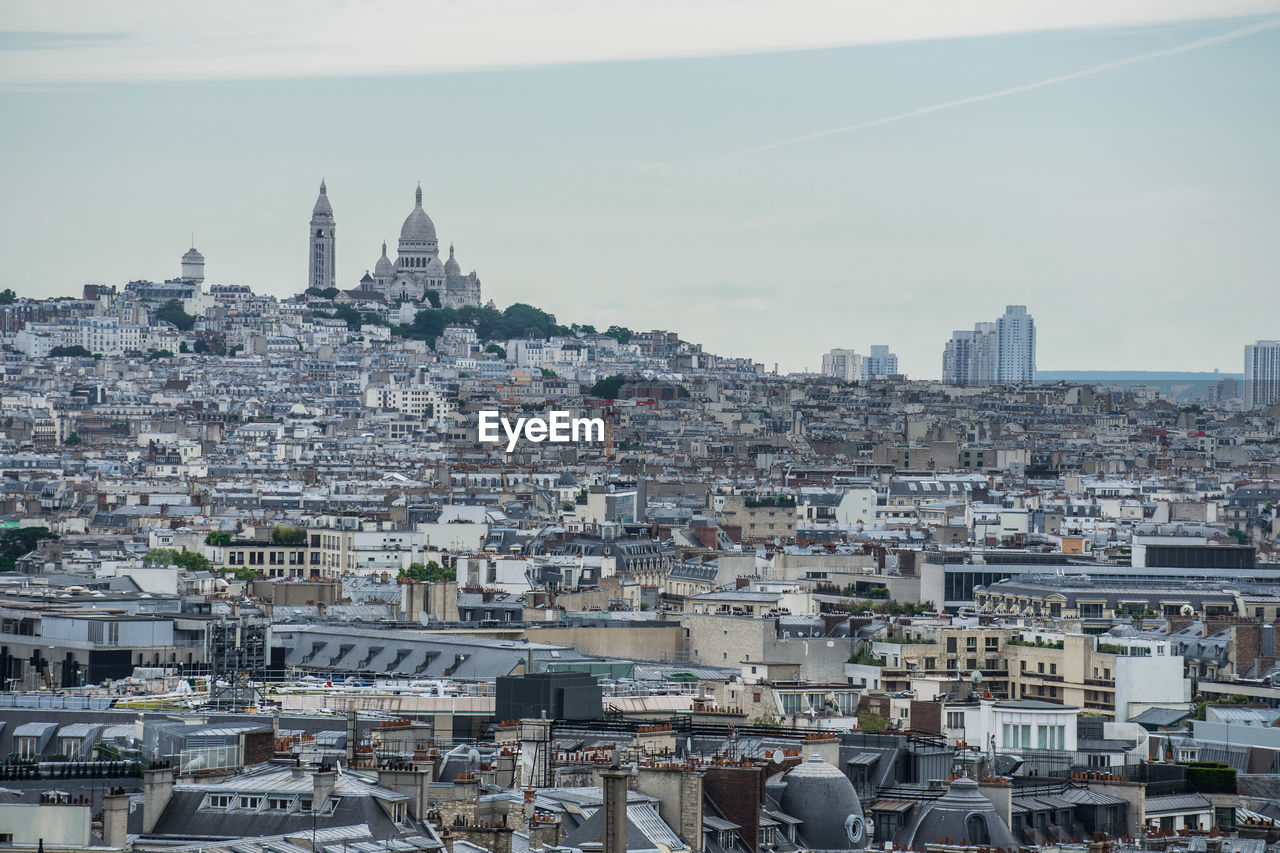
left=308, top=181, right=336, bottom=291
left=356, top=184, right=482, bottom=309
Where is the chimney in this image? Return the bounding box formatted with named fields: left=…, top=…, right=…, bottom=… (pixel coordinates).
left=313, top=767, right=337, bottom=811
left=346, top=703, right=357, bottom=765
left=601, top=764, right=630, bottom=853
left=142, top=765, right=175, bottom=833
left=102, top=789, right=130, bottom=849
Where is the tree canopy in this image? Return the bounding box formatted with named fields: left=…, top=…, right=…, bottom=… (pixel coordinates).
left=589, top=374, right=627, bottom=399
left=49, top=345, right=94, bottom=358
left=271, top=524, right=308, bottom=544
left=142, top=548, right=211, bottom=572
left=204, top=530, right=232, bottom=546
left=399, top=561, right=455, bottom=582
left=604, top=325, right=633, bottom=344
left=398, top=302, right=568, bottom=346
left=0, top=288, right=16, bottom=305
left=0, top=527, right=58, bottom=572
left=156, top=299, right=195, bottom=331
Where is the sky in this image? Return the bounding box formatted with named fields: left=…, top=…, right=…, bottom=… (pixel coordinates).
left=2, top=1, right=1279, bottom=378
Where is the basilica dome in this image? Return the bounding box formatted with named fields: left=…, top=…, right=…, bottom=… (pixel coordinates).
left=400, top=184, right=437, bottom=242
left=374, top=241, right=395, bottom=277
left=444, top=244, right=461, bottom=276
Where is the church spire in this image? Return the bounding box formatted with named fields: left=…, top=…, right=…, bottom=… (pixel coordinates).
left=415, top=182, right=422, bottom=207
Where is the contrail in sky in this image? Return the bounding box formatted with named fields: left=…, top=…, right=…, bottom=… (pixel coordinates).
left=721, top=16, right=1280, bottom=160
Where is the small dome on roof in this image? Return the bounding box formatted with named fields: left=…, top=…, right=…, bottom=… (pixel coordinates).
left=444, top=244, right=461, bottom=276
left=374, top=241, right=395, bottom=277
left=780, top=752, right=866, bottom=850
left=898, top=777, right=1018, bottom=849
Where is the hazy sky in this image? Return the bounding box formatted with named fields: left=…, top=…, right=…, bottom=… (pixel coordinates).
left=2, top=1, right=1279, bottom=377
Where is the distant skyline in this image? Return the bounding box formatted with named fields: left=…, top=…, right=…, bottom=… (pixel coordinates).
left=2, top=1, right=1278, bottom=377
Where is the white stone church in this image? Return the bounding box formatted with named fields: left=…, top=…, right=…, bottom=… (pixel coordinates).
left=308, top=181, right=482, bottom=309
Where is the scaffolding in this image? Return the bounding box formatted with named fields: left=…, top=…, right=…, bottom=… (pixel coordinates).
left=205, top=617, right=269, bottom=710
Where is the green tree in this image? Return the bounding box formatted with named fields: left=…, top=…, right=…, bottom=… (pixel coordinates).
left=424, top=290, right=441, bottom=309
left=589, top=374, right=627, bottom=399
left=64, top=432, right=83, bottom=446
left=0, top=527, right=59, bottom=572
left=229, top=566, right=262, bottom=581
left=48, top=345, right=93, bottom=358
left=604, top=325, right=633, bottom=344
left=305, top=286, right=341, bottom=299
left=204, top=530, right=232, bottom=546
left=540, top=367, right=557, bottom=378
left=857, top=711, right=888, bottom=733
left=0, top=288, right=16, bottom=305
left=142, top=548, right=211, bottom=572
left=193, top=337, right=226, bottom=356
left=179, top=341, right=190, bottom=353
left=399, top=561, right=455, bottom=582
left=485, top=343, right=506, bottom=359
left=155, top=299, right=195, bottom=331
left=270, top=524, right=308, bottom=544
left=147, top=349, right=175, bottom=361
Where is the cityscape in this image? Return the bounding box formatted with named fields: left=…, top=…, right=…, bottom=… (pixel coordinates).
left=2, top=3, right=1280, bottom=853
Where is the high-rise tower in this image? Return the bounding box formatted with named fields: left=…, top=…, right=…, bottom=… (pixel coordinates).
left=309, top=180, right=336, bottom=291
left=995, top=304, right=1035, bottom=383
left=1245, top=340, right=1280, bottom=409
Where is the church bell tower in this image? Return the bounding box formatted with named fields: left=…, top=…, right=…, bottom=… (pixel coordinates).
left=309, top=180, right=336, bottom=291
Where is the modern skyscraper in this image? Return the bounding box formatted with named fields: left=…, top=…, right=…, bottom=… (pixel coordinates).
left=995, top=304, right=1036, bottom=383
left=821, top=348, right=862, bottom=382
left=943, top=307, right=1034, bottom=386
left=862, top=345, right=900, bottom=380
left=1244, top=340, right=1280, bottom=408
left=942, top=330, right=974, bottom=386
left=308, top=180, right=336, bottom=292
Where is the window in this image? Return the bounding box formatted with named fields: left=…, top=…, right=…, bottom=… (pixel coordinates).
left=16, top=737, right=38, bottom=759
left=985, top=637, right=999, bottom=650
left=946, top=637, right=957, bottom=653
left=966, top=815, right=990, bottom=845
left=946, top=712, right=965, bottom=729
left=268, top=797, right=292, bottom=810
left=238, top=796, right=262, bottom=810
left=208, top=795, right=232, bottom=809
left=299, top=799, right=313, bottom=812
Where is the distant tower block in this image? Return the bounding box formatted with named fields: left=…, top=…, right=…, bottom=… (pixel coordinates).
left=181, top=245, right=205, bottom=285
left=309, top=179, right=336, bottom=291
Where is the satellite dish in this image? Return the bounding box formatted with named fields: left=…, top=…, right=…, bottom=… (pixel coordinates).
left=1180, top=604, right=1195, bottom=616
left=971, top=670, right=983, bottom=684
left=466, top=748, right=481, bottom=765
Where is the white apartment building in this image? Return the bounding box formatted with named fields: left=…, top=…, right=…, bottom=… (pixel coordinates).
left=1244, top=340, right=1280, bottom=408
left=364, top=385, right=455, bottom=421
left=862, top=345, right=899, bottom=380
left=995, top=304, right=1036, bottom=383
left=821, top=347, right=862, bottom=382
